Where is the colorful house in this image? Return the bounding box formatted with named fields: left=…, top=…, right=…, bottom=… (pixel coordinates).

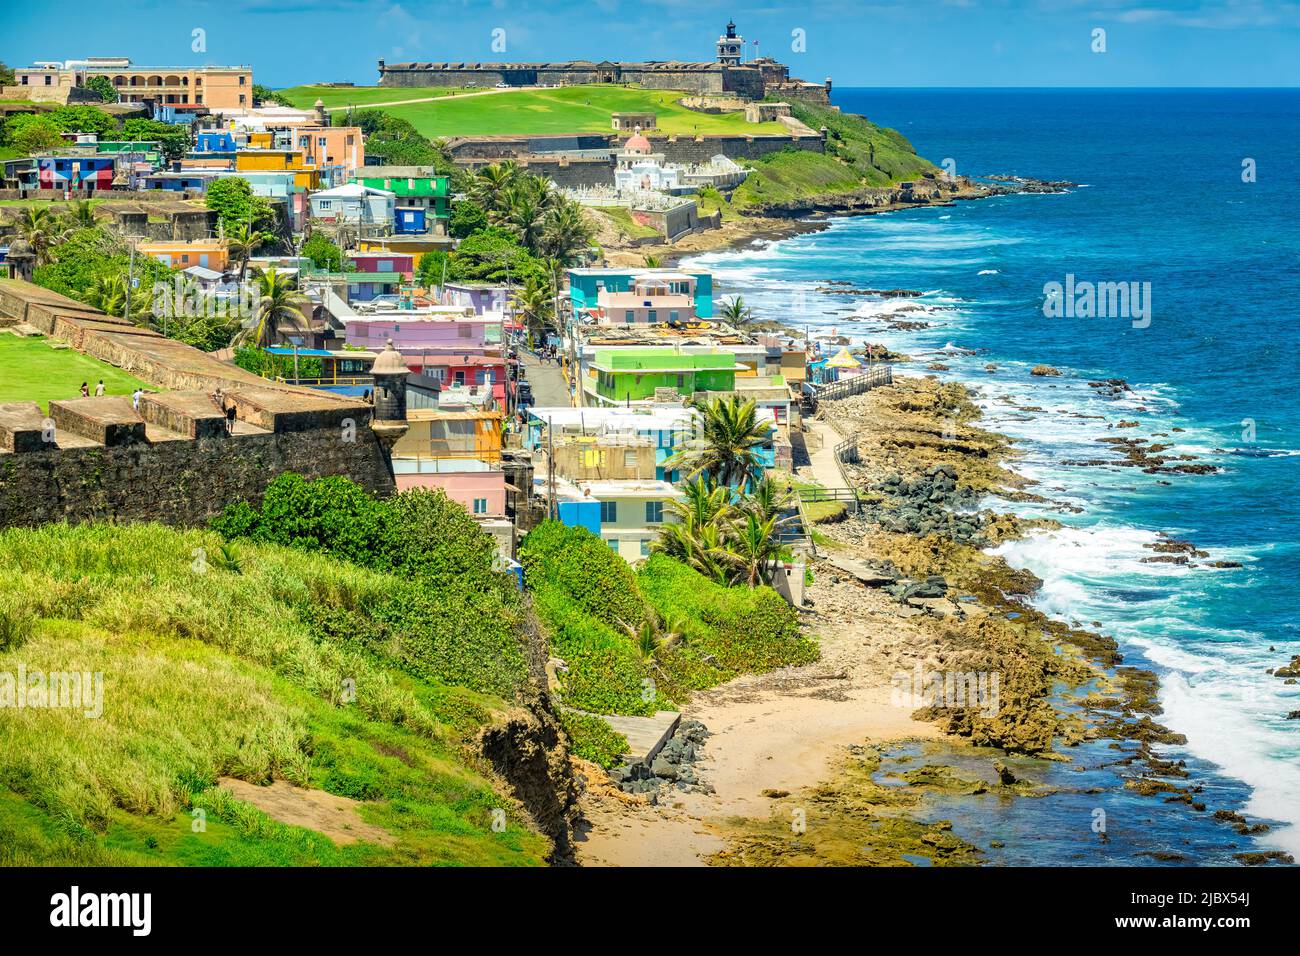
left=235, top=149, right=320, bottom=190
left=35, top=155, right=115, bottom=190
left=590, top=348, right=739, bottom=404
left=135, top=238, right=229, bottom=271
left=308, top=182, right=395, bottom=225
left=348, top=252, right=414, bottom=279
left=351, top=166, right=450, bottom=233
left=196, top=130, right=237, bottom=153
left=569, top=267, right=714, bottom=320
left=593, top=273, right=699, bottom=326
left=291, top=125, right=365, bottom=175
left=554, top=478, right=683, bottom=563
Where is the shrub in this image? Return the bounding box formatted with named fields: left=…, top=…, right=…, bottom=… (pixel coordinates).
left=213, top=475, right=527, bottom=697
left=637, top=554, right=818, bottom=675
left=518, top=521, right=648, bottom=632
left=559, top=711, right=628, bottom=770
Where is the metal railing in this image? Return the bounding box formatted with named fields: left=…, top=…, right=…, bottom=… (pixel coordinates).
left=813, top=364, right=893, bottom=403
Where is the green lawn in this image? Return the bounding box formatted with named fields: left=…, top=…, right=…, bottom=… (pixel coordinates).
left=0, top=334, right=151, bottom=412
left=298, top=84, right=786, bottom=138
left=277, top=85, right=473, bottom=110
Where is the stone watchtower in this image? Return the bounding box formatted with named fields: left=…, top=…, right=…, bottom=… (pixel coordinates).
left=313, top=98, right=328, bottom=125
left=369, top=339, right=410, bottom=459
left=717, top=20, right=743, bottom=66
left=6, top=238, right=35, bottom=282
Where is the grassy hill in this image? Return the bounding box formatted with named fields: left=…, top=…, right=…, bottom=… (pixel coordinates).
left=0, top=521, right=550, bottom=866
left=281, top=84, right=787, bottom=137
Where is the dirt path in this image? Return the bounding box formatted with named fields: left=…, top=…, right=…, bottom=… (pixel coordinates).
left=574, top=567, right=946, bottom=866
left=324, top=86, right=522, bottom=112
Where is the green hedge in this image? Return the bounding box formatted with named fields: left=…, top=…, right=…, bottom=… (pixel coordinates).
left=518, top=522, right=649, bottom=632
left=637, top=554, right=818, bottom=676
left=519, top=522, right=658, bottom=715
left=214, top=474, right=527, bottom=697
left=559, top=711, right=629, bottom=770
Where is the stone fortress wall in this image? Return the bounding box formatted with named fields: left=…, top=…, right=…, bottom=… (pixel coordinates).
left=0, top=280, right=395, bottom=528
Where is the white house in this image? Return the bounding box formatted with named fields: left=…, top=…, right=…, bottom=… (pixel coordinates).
left=308, top=182, right=395, bottom=226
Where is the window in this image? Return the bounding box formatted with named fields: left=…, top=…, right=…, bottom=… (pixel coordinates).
left=599, top=500, right=618, bottom=523
left=647, top=310, right=657, bottom=323
left=239, top=75, right=246, bottom=85
left=669, top=311, right=679, bottom=322
left=607, top=539, right=619, bottom=551
left=472, top=498, right=488, bottom=515
left=624, top=310, right=634, bottom=324
left=623, top=450, right=638, bottom=468
left=640, top=539, right=651, bottom=557
left=645, top=500, right=663, bottom=524
left=318, top=137, right=327, bottom=147
left=44, top=76, right=52, bottom=86
left=239, top=94, right=246, bottom=105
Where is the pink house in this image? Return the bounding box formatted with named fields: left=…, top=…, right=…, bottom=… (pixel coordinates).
left=344, top=309, right=508, bottom=403
left=392, top=466, right=507, bottom=516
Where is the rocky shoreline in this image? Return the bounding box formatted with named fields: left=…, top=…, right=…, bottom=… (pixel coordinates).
left=601, top=174, right=1072, bottom=267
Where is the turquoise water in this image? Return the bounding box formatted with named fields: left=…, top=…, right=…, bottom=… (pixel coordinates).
left=688, top=89, right=1300, bottom=864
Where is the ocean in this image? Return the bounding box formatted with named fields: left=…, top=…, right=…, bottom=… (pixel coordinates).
left=686, top=89, right=1300, bottom=865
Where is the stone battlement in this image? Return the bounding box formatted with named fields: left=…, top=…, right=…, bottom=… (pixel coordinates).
left=0, top=279, right=396, bottom=528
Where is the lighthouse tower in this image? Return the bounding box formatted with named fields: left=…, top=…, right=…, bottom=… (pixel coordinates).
left=716, top=20, right=743, bottom=66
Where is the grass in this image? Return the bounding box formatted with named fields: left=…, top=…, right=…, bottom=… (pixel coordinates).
left=0, top=334, right=151, bottom=412
left=0, top=522, right=549, bottom=866
left=590, top=206, right=661, bottom=241
left=277, top=85, right=474, bottom=110
left=324, top=85, right=787, bottom=138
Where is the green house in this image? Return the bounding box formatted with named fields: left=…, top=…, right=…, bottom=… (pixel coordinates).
left=351, top=165, right=450, bottom=221
left=592, top=348, right=737, bottom=403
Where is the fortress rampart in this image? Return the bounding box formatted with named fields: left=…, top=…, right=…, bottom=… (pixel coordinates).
left=0, top=280, right=395, bottom=528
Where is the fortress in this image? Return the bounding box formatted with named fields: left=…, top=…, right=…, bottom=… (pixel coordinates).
left=0, top=280, right=398, bottom=528
left=378, top=21, right=831, bottom=103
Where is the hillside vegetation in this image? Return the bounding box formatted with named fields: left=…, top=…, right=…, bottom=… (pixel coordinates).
left=719, top=102, right=940, bottom=215
left=519, top=523, right=817, bottom=721
left=0, top=481, right=553, bottom=866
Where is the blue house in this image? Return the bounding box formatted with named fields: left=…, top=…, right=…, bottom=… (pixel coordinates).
left=567, top=267, right=714, bottom=320
left=196, top=130, right=237, bottom=153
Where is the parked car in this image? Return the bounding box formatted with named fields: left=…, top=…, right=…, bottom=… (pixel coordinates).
left=516, top=380, right=534, bottom=407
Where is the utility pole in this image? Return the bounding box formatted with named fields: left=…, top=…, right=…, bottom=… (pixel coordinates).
left=123, top=238, right=136, bottom=325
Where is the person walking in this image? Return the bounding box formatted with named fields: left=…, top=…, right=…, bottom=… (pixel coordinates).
left=94, top=380, right=104, bottom=397
left=131, top=388, right=143, bottom=411
left=79, top=382, right=89, bottom=398
left=224, top=402, right=237, bottom=436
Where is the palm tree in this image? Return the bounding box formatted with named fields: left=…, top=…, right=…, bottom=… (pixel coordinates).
left=642, top=254, right=663, bottom=268
left=653, top=476, right=733, bottom=584
left=511, top=275, right=556, bottom=348
left=8, top=207, right=65, bottom=266
left=719, top=295, right=756, bottom=329
left=714, top=510, right=784, bottom=588
left=502, top=190, right=547, bottom=256
left=81, top=271, right=152, bottom=321
left=624, top=612, right=682, bottom=669
left=470, top=161, right=520, bottom=217
left=226, top=222, right=275, bottom=280
left=540, top=201, right=595, bottom=266
left=234, top=267, right=310, bottom=349
left=61, top=199, right=98, bottom=231
left=668, top=395, right=771, bottom=491
left=744, top=475, right=798, bottom=529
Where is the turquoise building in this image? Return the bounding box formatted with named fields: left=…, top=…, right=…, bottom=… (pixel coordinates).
left=567, top=267, right=714, bottom=319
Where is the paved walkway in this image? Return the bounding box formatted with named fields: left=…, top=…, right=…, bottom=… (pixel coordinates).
left=799, top=418, right=846, bottom=489
left=518, top=348, right=572, bottom=407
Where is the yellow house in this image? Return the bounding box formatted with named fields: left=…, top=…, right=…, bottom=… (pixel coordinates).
left=135, top=238, right=230, bottom=272
left=235, top=149, right=320, bottom=190
left=357, top=236, right=454, bottom=268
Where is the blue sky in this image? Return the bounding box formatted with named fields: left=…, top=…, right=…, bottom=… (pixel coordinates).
left=4, top=0, right=1298, bottom=88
